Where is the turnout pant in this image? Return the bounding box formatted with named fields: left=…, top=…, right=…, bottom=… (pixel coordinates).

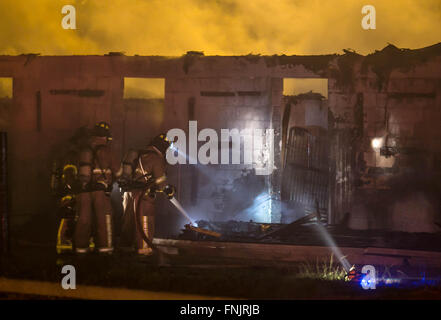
left=120, top=191, right=155, bottom=252
left=74, top=191, right=113, bottom=253
left=56, top=217, right=75, bottom=253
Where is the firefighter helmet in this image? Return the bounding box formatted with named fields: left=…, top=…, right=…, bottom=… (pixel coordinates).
left=150, top=134, right=171, bottom=155
left=92, top=121, right=112, bottom=141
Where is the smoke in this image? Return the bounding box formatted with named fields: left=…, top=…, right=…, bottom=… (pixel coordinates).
left=0, top=0, right=440, bottom=56
left=390, top=192, right=438, bottom=233
left=1, top=1, right=440, bottom=97
left=348, top=168, right=441, bottom=233
left=349, top=192, right=440, bottom=233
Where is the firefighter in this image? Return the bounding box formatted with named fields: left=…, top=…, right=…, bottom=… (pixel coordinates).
left=118, top=134, right=175, bottom=256
left=55, top=165, right=79, bottom=254
left=51, top=127, right=89, bottom=254
left=73, top=121, right=116, bottom=255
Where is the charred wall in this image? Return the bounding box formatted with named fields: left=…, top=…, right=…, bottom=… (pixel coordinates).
left=164, top=77, right=282, bottom=224
left=328, top=44, right=441, bottom=232
left=0, top=43, right=439, bottom=240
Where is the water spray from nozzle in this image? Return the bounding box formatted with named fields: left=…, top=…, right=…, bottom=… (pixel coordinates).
left=169, top=197, right=196, bottom=226
left=315, top=222, right=352, bottom=272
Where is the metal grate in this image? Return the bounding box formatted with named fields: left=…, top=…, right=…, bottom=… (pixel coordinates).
left=282, top=127, right=329, bottom=219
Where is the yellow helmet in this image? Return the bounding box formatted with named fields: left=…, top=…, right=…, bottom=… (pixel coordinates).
left=93, top=121, right=112, bottom=141
left=150, top=134, right=171, bottom=155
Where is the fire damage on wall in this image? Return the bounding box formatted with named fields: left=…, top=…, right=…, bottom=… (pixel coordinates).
left=0, top=43, right=441, bottom=253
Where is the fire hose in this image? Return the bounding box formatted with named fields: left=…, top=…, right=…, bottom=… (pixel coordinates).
left=134, top=186, right=160, bottom=254
left=123, top=177, right=221, bottom=256
left=119, top=177, right=160, bottom=253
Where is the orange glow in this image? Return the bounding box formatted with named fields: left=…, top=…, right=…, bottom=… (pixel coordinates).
left=0, top=0, right=440, bottom=56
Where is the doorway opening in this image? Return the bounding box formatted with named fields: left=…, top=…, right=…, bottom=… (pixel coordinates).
left=0, top=78, right=13, bottom=131
left=281, top=78, right=329, bottom=223
left=0, top=77, right=12, bottom=253
left=122, top=77, right=165, bottom=150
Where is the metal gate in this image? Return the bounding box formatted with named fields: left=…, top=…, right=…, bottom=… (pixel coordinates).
left=281, top=127, right=329, bottom=219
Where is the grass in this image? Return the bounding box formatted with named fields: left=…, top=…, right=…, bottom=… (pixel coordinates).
left=297, top=254, right=350, bottom=281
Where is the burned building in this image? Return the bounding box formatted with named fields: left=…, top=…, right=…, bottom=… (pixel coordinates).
left=0, top=43, right=441, bottom=242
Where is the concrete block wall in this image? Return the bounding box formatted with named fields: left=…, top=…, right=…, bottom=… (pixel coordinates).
left=164, top=76, right=280, bottom=223
left=333, top=57, right=441, bottom=232
left=9, top=72, right=123, bottom=226
left=0, top=45, right=439, bottom=236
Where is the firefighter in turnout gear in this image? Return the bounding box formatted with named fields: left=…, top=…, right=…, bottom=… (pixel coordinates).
left=73, top=122, right=116, bottom=254
left=51, top=127, right=90, bottom=254
left=119, top=134, right=175, bottom=256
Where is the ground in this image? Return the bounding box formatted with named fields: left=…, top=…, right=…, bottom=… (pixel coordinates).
left=1, top=242, right=441, bottom=299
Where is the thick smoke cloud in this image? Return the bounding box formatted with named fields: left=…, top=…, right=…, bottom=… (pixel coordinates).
left=0, top=0, right=440, bottom=56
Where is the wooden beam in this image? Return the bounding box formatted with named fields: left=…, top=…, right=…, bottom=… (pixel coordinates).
left=154, top=238, right=441, bottom=268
